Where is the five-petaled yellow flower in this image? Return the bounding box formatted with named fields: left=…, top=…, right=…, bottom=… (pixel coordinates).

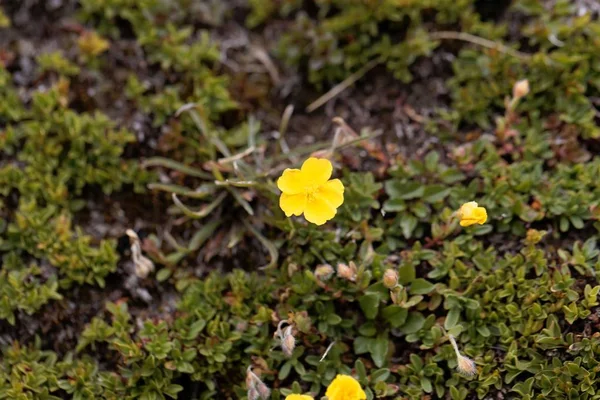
left=325, top=375, right=366, bottom=400
left=285, top=395, right=314, bottom=400
left=457, top=201, right=487, bottom=227
left=277, top=157, right=345, bottom=225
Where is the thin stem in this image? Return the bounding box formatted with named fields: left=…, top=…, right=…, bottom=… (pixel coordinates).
left=448, top=334, right=462, bottom=358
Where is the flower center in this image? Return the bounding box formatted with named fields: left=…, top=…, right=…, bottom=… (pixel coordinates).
left=306, top=185, right=321, bottom=203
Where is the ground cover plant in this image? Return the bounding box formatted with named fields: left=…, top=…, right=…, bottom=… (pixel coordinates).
left=2, top=0, right=600, bottom=399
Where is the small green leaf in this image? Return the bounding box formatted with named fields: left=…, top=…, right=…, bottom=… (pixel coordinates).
left=410, top=278, right=434, bottom=294
left=359, top=294, right=380, bottom=319
left=369, top=337, right=389, bottom=368
left=382, top=305, right=408, bottom=328
left=187, top=319, right=206, bottom=340
left=156, top=268, right=172, bottom=282
left=400, top=312, right=425, bottom=334
left=444, top=308, right=460, bottom=330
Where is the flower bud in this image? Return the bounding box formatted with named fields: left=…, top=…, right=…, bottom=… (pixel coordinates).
left=337, top=262, right=356, bottom=281
left=245, top=368, right=255, bottom=390
left=248, top=387, right=260, bottom=400
left=315, top=264, right=334, bottom=281
left=512, top=79, right=529, bottom=100
left=456, top=354, right=477, bottom=376
left=256, top=380, right=271, bottom=400
left=281, top=326, right=296, bottom=357
left=383, top=269, right=398, bottom=288
left=448, top=334, right=477, bottom=377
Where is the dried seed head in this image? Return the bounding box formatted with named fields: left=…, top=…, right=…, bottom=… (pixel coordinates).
left=315, top=264, right=335, bottom=281
left=245, top=368, right=255, bottom=390
left=448, top=334, right=477, bottom=376
left=281, top=326, right=296, bottom=357
left=126, top=229, right=155, bottom=278
left=512, top=79, right=530, bottom=100
left=337, top=262, right=356, bottom=281
left=383, top=268, right=398, bottom=289
left=255, top=380, right=271, bottom=400
left=247, top=387, right=260, bottom=400
left=456, top=354, right=477, bottom=376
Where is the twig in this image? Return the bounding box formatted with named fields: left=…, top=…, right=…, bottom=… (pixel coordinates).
left=320, top=341, right=336, bottom=362
left=306, top=58, right=382, bottom=113
left=218, top=146, right=256, bottom=164
left=429, top=31, right=532, bottom=61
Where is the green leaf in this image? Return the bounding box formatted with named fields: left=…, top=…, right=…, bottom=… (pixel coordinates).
left=187, top=319, right=206, bottom=340
left=400, top=214, right=418, bottom=238
left=370, top=368, right=390, bottom=382
left=355, top=359, right=368, bottom=381
left=354, top=337, right=371, bottom=355
left=444, top=308, right=461, bottom=330
left=423, top=185, right=451, bottom=203
left=400, top=312, right=425, bottom=334
left=164, top=384, right=184, bottom=399
left=279, top=361, right=292, bottom=380
left=188, top=220, right=221, bottom=251
left=156, top=268, right=172, bottom=282
left=359, top=294, right=380, bottom=319
left=176, top=361, right=194, bottom=373
left=385, top=181, right=424, bottom=199
left=398, top=263, right=416, bottom=285
left=382, top=305, right=408, bottom=328
left=410, top=278, right=434, bottom=294
left=369, top=337, right=389, bottom=368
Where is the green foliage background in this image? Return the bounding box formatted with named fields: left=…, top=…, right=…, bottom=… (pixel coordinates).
left=2, top=0, right=600, bottom=399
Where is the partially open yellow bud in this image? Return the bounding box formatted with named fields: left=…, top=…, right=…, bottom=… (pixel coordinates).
left=383, top=269, right=398, bottom=288
left=457, top=202, right=487, bottom=227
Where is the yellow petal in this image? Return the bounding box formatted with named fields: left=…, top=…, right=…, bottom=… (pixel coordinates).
left=458, top=202, right=487, bottom=227
left=304, top=196, right=337, bottom=225
left=300, top=157, right=332, bottom=185
left=325, top=375, right=367, bottom=400
left=285, top=395, right=314, bottom=400
left=277, top=168, right=304, bottom=194
left=280, top=193, right=307, bottom=217
left=475, top=207, right=487, bottom=224
left=458, top=201, right=478, bottom=218
left=318, top=179, right=344, bottom=208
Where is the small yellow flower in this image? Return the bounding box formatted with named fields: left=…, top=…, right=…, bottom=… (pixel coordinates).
left=457, top=201, right=487, bottom=227
left=277, top=157, right=344, bottom=225
left=325, top=375, right=366, bottom=400
left=285, top=395, right=314, bottom=400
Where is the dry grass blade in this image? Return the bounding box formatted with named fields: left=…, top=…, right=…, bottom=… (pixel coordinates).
left=243, top=219, right=278, bottom=270
left=428, top=31, right=532, bottom=61
left=306, top=58, right=381, bottom=113
left=143, top=157, right=212, bottom=179
left=172, top=192, right=227, bottom=219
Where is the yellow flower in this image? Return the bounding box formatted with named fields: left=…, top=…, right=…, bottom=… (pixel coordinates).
left=457, top=201, right=487, bottom=227
left=325, top=375, right=366, bottom=400
left=285, top=395, right=314, bottom=400
left=277, top=157, right=344, bottom=225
